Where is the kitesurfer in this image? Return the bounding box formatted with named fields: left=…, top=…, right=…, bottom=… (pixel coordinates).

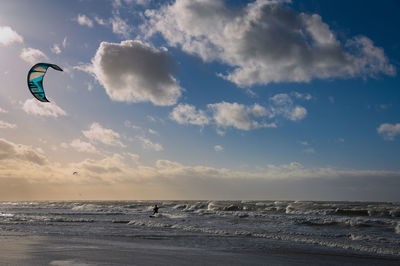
left=153, top=204, right=159, bottom=215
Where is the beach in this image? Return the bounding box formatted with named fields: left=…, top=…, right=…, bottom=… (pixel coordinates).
left=1, top=200, right=400, bottom=265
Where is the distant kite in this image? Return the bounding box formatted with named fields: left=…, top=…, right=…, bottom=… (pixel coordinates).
left=27, top=63, right=63, bottom=102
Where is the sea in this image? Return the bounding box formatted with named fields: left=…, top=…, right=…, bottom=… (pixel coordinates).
left=1, top=200, right=399, bottom=258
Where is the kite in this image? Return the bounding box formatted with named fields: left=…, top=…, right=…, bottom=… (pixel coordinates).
left=27, top=63, right=63, bottom=102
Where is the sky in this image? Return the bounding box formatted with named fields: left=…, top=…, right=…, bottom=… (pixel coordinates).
left=0, top=0, right=399, bottom=201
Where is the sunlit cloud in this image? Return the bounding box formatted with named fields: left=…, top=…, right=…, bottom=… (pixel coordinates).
left=22, top=99, right=67, bottom=117
left=83, top=122, right=125, bottom=147
left=78, top=40, right=182, bottom=106
left=69, top=139, right=99, bottom=153
left=137, top=136, right=163, bottom=151
left=145, top=0, right=395, bottom=87
left=20, top=47, right=48, bottom=64
left=377, top=123, right=400, bottom=141
left=170, top=103, right=209, bottom=126
left=0, top=120, right=17, bottom=129
left=74, top=14, right=94, bottom=27
left=0, top=26, right=23, bottom=46
left=0, top=138, right=47, bottom=165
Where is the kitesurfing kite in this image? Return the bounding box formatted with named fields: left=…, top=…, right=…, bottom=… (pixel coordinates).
left=27, top=63, right=63, bottom=102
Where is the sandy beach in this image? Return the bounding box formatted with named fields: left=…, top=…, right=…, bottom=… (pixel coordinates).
left=1, top=231, right=399, bottom=266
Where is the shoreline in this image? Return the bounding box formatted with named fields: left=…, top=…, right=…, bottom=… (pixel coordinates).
left=1, top=231, right=399, bottom=266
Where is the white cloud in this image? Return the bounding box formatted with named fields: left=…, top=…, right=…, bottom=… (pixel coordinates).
left=62, top=37, right=68, bottom=48
left=75, top=14, right=94, bottom=27
left=51, top=43, right=61, bottom=54
left=22, top=99, right=67, bottom=117
left=208, top=102, right=275, bottom=130
left=145, top=0, right=395, bottom=87
left=291, top=92, right=312, bottom=101
left=69, top=139, right=98, bottom=153
left=148, top=128, right=159, bottom=135
left=170, top=103, right=209, bottom=126
left=0, top=138, right=47, bottom=165
left=137, top=136, right=163, bottom=151
left=83, top=122, right=125, bottom=147
left=214, top=145, right=223, bottom=152
left=110, top=16, right=132, bottom=38
left=269, top=93, right=308, bottom=121
left=94, top=16, right=107, bottom=26
left=20, top=47, right=48, bottom=64
left=377, top=123, right=400, bottom=141
left=169, top=93, right=308, bottom=131
left=0, top=107, right=8, bottom=113
left=79, top=40, right=182, bottom=106
left=0, top=120, right=16, bottom=129
left=0, top=26, right=23, bottom=46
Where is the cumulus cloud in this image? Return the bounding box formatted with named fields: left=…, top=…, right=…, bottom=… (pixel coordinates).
left=79, top=40, right=182, bottom=106
left=208, top=102, right=275, bottom=130
left=137, top=136, right=163, bottom=151
left=69, top=139, right=99, bottom=153
left=0, top=26, right=23, bottom=46
left=75, top=14, right=94, bottom=27
left=169, top=103, right=209, bottom=126
left=83, top=122, right=125, bottom=147
left=145, top=0, right=395, bottom=87
left=377, top=123, right=400, bottom=141
left=170, top=93, right=308, bottom=131
left=0, top=138, right=47, bottom=165
left=20, top=47, right=48, bottom=64
left=0, top=120, right=17, bottom=129
left=22, top=99, right=67, bottom=117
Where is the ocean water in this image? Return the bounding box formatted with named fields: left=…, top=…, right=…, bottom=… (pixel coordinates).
left=1, top=200, right=399, bottom=257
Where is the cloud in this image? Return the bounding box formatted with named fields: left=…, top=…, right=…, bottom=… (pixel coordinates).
left=0, top=107, right=8, bottom=113
left=51, top=37, right=68, bottom=55
left=79, top=40, right=182, bottom=106
left=0, top=138, right=47, bottom=165
left=22, top=99, right=67, bottom=117
left=75, top=14, right=94, bottom=27
left=137, top=136, right=163, bottom=151
left=1, top=140, right=400, bottom=201
left=0, top=26, right=23, bottom=46
left=0, top=120, right=17, bottom=129
left=20, top=47, right=48, bottom=64
left=69, top=139, right=99, bottom=153
left=291, top=92, right=312, bottom=101
left=377, top=123, right=400, bottom=141
left=145, top=0, right=395, bottom=87
left=169, top=103, right=209, bottom=126
left=214, top=145, right=223, bottom=152
left=170, top=93, right=308, bottom=132
left=269, top=93, right=307, bottom=121
left=110, top=16, right=132, bottom=38
left=208, top=102, right=275, bottom=130
left=51, top=43, right=61, bottom=54
left=82, top=122, right=125, bottom=147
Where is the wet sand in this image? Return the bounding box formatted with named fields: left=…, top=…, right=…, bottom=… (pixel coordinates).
left=1, top=232, right=399, bottom=266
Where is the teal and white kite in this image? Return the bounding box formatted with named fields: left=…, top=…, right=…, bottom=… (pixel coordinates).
left=27, top=63, right=63, bottom=102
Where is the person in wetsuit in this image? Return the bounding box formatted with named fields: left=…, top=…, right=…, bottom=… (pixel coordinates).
left=153, top=204, right=159, bottom=215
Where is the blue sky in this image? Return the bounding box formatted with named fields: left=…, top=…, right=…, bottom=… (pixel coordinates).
left=0, top=0, right=399, bottom=201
